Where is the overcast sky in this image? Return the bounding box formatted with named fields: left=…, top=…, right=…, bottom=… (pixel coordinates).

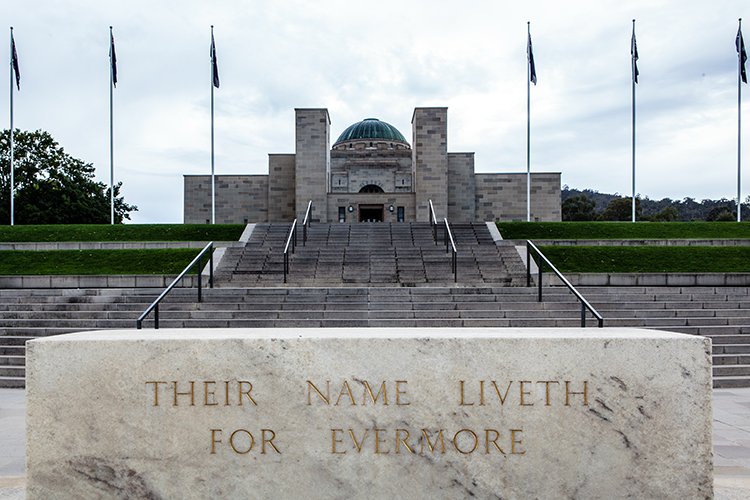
left=2, top=0, right=748, bottom=223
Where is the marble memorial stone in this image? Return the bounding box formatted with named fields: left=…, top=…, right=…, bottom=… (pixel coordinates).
left=26, top=328, right=712, bottom=499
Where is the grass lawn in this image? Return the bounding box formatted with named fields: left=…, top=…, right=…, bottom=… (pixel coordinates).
left=498, top=222, right=750, bottom=240
left=0, top=249, right=206, bottom=275
left=0, top=224, right=245, bottom=242
left=536, top=246, right=750, bottom=273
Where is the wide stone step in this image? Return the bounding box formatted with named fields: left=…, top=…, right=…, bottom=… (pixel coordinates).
left=713, top=375, right=750, bottom=389
left=0, top=376, right=25, bottom=389
left=0, top=365, right=24, bottom=377
left=0, top=355, right=25, bottom=366
left=713, top=364, right=750, bottom=377
left=714, top=344, right=750, bottom=354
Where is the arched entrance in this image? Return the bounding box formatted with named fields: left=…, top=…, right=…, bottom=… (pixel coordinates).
left=359, top=204, right=384, bottom=222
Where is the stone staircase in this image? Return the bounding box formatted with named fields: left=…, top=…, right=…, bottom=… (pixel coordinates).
left=2, top=285, right=750, bottom=388
left=2, top=222, right=750, bottom=389
left=217, top=222, right=527, bottom=287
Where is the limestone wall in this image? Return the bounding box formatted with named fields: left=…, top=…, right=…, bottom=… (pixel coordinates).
left=447, top=153, right=476, bottom=223
left=184, top=175, right=269, bottom=224
left=475, top=172, right=561, bottom=221
left=268, top=154, right=296, bottom=222
left=412, top=108, right=448, bottom=221
left=295, top=109, right=330, bottom=222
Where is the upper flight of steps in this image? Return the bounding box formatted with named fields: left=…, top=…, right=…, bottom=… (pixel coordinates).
left=215, top=222, right=527, bottom=287
left=1, top=286, right=750, bottom=389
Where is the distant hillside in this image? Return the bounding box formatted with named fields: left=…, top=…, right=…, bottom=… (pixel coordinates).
left=562, top=186, right=750, bottom=221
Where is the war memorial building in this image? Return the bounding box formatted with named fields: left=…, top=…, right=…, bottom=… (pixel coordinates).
left=183, top=107, right=561, bottom=224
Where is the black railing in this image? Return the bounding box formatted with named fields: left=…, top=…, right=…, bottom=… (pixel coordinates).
left=443, top=218, right=457, bottom=282
left=428, top=199, right=438, bottom=244
left=302, top=200, right=312, bottom=246
left=136, top=242, right=214, bottom=329
left=526, top=240, right=603, bottom=328
left=283, top=219, right=297, bottom=283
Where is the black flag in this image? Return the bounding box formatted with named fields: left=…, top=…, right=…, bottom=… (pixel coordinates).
left=211, top=33, right=220, bottom=88
left=528, top=32, right=537, bottom=85
left=10, top=31, right=19, bottom=90
left=631, top=26, right=639, bottom=84
left=738, top=25, right=747, bottom=84
left=110, top=31, right=117, bottom=88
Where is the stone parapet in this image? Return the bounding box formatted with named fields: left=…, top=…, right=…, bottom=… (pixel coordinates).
left=26, top=328, right=712, bottom=499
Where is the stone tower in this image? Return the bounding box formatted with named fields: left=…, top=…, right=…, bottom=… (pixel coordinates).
left=412, top=107, right=448, bottom=222
left=294, top=108, right=330, bottom=222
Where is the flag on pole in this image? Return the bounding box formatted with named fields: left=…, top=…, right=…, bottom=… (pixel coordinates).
left=10, top=32, right=19, bottom=90
left=110, top=31, right=117, bottom=88
left=738, top=24, right=747, bottom=84
left=211, top=33, right=220, bottom=88
left=631, top=26, right=639, bottom=84
left=527, top=32, right=537, bottom=85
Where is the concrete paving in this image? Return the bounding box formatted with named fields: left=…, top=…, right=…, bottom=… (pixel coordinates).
left=1, top=387, right=749, bottom=499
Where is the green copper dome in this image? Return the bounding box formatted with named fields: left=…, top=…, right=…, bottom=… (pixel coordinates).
left=333, top=118, right=408, bottom=146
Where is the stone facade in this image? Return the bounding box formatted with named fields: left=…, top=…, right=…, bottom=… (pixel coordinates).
left=183, top=107, right=561, bottom=223
left=184, top=175, right=268, bottom=224
left=475, top=173, right=561, bottom=222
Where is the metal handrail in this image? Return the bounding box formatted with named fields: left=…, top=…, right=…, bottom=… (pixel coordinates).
left=283, top=219, right=297, bottom=283
left=302, top=200, right=312, bottom=246
left=443, top=218, right=457, bottom=282
left=428, top=199, right=438, bottom=243
left=136, top=241, right=214, bottom=329
left=526, top=240, right=604, bottom=328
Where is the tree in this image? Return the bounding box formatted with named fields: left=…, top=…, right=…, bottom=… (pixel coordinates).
left=562, top=194, right=596, bottom=221
left=599, top=197, right=642, bottom=221
left=0, top=129, right=137, bottom=224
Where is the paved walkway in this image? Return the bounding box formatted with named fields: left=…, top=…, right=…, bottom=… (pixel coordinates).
left=2, top=387, right=750, bottom=498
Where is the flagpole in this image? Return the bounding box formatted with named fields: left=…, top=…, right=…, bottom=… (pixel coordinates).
left=739, top=18, right=743, bottom=222
left=9, top=27, right=14, bottom=226
left=526, top=21, right=531, bottom=223
left=210, top=25, right=216, bottom=225
left=631, top=19, right=637, bottom=223
left=109, top=26, right=114, bottom=225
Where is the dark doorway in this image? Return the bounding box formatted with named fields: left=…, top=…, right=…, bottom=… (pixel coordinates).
left=359, top=205, right=384, bottom=222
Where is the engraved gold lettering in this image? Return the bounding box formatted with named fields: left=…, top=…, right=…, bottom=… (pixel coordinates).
left=420, top=429, right=446, bottom=454
left=511, top=429, right=525, bottom=455
left=479, top=380, right=485, bottom=406
left=374, top=428, right=389, bottom=454
left=204, top=381, right=217, bottom=406
left=307, top=380, right=330, bottom=405
left=229, top=429, right=254, bottom=454
left=335, top=381, right=357, bottom=406
left=348, top=429, right=368, bottom=453
left=145, top=381, right=166, bottom=406
left=362, top=381, right=388, bottom=405
left=238, top=381, right=257, bottom=406
left=395, top=429, right=415, bottom=454
left=261, top=429, right=280, bottom=454
left=519, top=380, right=533, bottom=406
left=491, top=381, right=512, bottom=405
left=210, top=429, right=222, bottom=454
left=331, top=429, right=345, bottom=454
left=484, top=429, right=506, bottom=454
left=565, top=381, right=589, bottom=406
left=459, top=380, right=474, bottom=406
left=453, top=429, right=479, bottom=454
left=395, top=380, right=410, bottom=406
left=172, top=381, right=195, bottom=406
left=537, top=380, right=559, bottom=406
left=224, top=381, right=230, bottom=406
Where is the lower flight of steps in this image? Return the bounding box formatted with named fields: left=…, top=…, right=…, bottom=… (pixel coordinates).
left=2, top=286, right=750, bottom=388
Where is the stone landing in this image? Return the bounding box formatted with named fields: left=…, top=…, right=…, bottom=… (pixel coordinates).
left=26, top=328, right=712, bottom=499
